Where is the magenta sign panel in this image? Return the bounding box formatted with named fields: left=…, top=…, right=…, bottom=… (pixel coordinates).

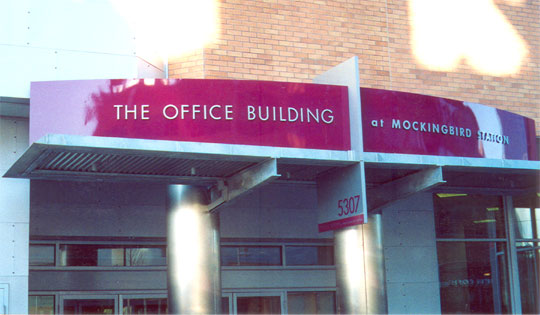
left=361, top=88, right=538, bottom=161
left=30, top=79, right=351, bottom=150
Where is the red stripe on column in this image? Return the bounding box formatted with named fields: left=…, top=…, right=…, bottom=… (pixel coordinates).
left=318, top=214, right=365, bottom=233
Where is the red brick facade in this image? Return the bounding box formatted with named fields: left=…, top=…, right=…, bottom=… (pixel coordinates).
left=169, top=0, right=540, bottom=134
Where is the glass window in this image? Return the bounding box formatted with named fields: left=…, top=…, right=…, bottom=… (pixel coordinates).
left=287, top=291, right=335, bottom=314
left=123, top=297, right=167, bottom=314
left=221, top=246, right=282, bottom=266
left=59, top=245, right=124, bottom=266
left=29, top=295, right=54, bottom=314
left=285, top=246, right=334, bottom=266
left=513, top=194, right=539, bottom=240
left=236, top=296, right=281, bottom=314
left=434, top=194, right=505, bottom=238
left=437, top=242, right=510, bottom=314
left=29, top=245, right=55, bottom=266
left=516, top=242, right=540, bottom=314
left=126, top=247, right=167, bottom=266
left=59, top=245, right=166, bottom=267
left=514, top=193, right=540, bottom=313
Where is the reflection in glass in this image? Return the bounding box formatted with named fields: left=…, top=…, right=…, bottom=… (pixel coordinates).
left=126, top=247, right=166, bottom=266
left=517, top=242, right=540, bottom=314
left=434, top=194, right=505, bottom=238
left=123, top=297, right=167, bottom=314
left=29, top=295, right=54, bottom=314
left=514, top=194, right=540, bottom=313
left=287, top=291, right=335, bottom=314
left=29, top=245, right=55, bottom=266
left=237, top=296, right=281, bottom=314
left=59, top=245, right=166, bottom=266
left=513, top=193, right=539, bottom=240
left=285, top=246, right=334, bottom=266
left=221, top=246, right=282, bottom=266
left=63, top=299, right=114, bottom=314
left=59, top=245, right=124, bottom=266
left=437, top=242, right=510, bottom=313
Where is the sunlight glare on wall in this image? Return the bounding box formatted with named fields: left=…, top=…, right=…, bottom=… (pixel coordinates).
left=409, top=0, right=528, bottom=76
left=112, top=0, right=218, bottom=59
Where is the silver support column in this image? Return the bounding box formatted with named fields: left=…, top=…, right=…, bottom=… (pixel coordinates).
left=504, top=196, right=522, bottom=314
left=335, top=214, right=387, bottom=314
left=167, top=185, right=221, bottom=314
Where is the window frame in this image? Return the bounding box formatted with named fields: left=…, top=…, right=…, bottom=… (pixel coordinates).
left=29, top=240, right=168, bottom=271
left=220, top=240, right=336, bottom=270
left=433, top=192, right=531, bottom=314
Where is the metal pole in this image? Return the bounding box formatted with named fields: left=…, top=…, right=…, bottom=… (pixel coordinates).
left=334, top=214, right=387, bottom=314
left=504, top=196, right=522, bottom=314
left=363, top=214, right=387, bottom=314
left=167, top=185, right=221, bottom=314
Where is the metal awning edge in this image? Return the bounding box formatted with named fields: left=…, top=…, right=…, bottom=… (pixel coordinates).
left=3, top=134, right=356, bottom=183
left=34, top=134, right=354, bottom=162
left=363, top=152, right=540, bottom=171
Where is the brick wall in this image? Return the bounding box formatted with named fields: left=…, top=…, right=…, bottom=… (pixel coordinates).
left=169, top=0, right=540, bottom=134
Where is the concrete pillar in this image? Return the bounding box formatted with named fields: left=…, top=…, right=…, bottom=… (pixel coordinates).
left=167, top=185, right=221, bottom=314
left=334, top=214, right=387, bottom=314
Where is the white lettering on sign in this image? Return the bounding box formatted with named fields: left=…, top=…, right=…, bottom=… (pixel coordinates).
left=116, top=104, right=337, bottom=125
left=391, top=119, right=472, bottom=138
left=477, top=130, right=509, bottom=144
left=163, top=104, right=179, bottom=119
left=225, top=105, right=233, bottom=120
left=247, top=105, right=334, bottom=124
left=370, top=117, right=510, bottom=145
left=209, top=105, right=222, bottom=120
left=114, top=104, right=150, bottom=120
left=321, top=109, right=334, bottom=124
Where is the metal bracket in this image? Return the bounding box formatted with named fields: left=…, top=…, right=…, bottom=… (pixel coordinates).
left=207, top=158, right=280, bottom=211
left=367, top=166, right=445, bottom=211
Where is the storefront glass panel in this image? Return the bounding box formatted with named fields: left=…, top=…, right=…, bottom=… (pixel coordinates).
left=29, top=295, right=54, bottom=314
left=514, top=193, right=540, bottom=314
left=434, top=193, right=512, bottom=313
left=517, top=242, right=540, bottom=314
left=434, top=194, right=505, bottom=239
left=437, top=241, right=510, bottom=313
left=513, top=208, right=540, bottom=239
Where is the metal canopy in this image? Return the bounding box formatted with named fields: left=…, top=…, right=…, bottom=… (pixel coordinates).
left=5, top=135, right=538, bottom=192
left=4, top=134, right=354, bottom=185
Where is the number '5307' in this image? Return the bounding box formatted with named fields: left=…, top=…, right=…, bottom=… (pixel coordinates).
left=338, top=195, right=361, bottom=216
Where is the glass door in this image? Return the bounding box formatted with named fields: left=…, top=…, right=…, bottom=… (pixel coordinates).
left=60, top=295, right=118, bottom=315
